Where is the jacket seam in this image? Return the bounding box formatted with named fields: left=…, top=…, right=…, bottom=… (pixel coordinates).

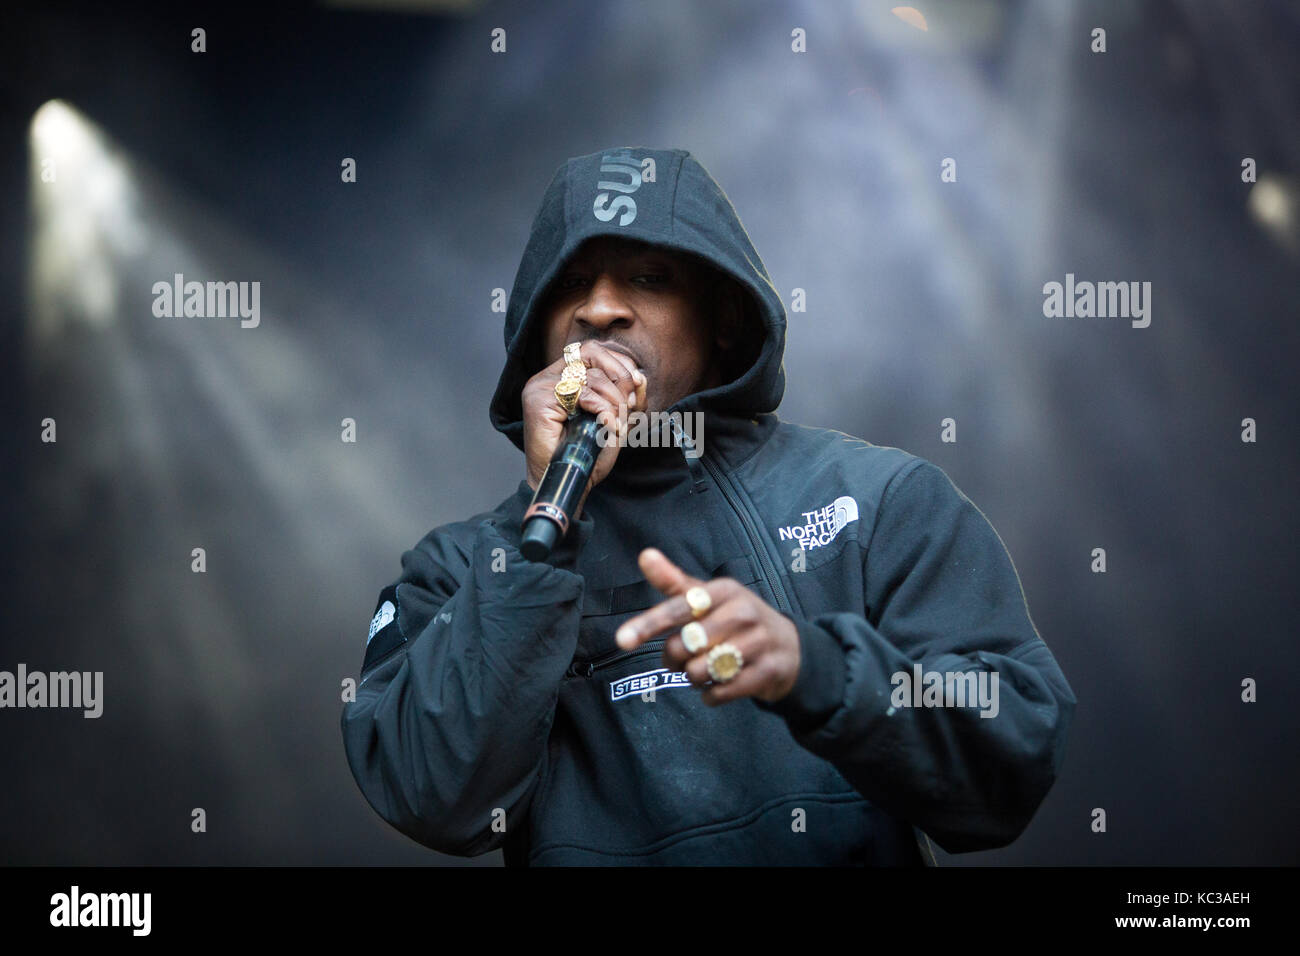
left=861, top=457, right=927, bottom=564
left=667, top=151, right=684, bottom=238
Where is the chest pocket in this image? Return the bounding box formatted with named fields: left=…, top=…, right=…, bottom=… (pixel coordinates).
left=784, top=526, right=870, bottom=625
left=782, top=525, right=860, bottom=574
left=574, top=555, right=763, bottom=664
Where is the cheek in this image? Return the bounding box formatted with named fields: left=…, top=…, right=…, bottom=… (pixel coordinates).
left=540, top=319, right=568, bottom=365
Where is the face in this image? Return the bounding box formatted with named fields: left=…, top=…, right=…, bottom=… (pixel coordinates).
left=537, top=236, right=738, bottom=414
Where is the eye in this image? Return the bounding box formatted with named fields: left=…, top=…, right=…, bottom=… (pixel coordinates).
left=633, top=273, right=668, bottom=285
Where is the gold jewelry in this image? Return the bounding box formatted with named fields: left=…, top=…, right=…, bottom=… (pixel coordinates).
left=563, top=342, right=586, bottom=370
left=555, top=342, right=588, bottom=416
left=554, top=375, right=583, bottom=416
left=681, top=621, right=709, bottom=655
left=685, top=586, right=712, bottom=619
left=706, top=642, right=744, bottom=683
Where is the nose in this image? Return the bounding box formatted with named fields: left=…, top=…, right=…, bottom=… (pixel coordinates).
left=573, top=272, right=633, bottom=335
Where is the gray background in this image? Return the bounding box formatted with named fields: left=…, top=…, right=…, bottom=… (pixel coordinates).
left=0, top=0, right=1296, bottom=864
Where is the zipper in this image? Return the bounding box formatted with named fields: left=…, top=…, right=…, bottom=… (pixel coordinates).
left=564, top=638, right=667, bottom=680
left=698, top=454, right=793, bottom=616
left=563, top=443, right=792, bottom=680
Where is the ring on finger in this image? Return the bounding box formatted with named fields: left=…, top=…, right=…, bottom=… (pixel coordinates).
left=685, top=586, right=712, bottom=619
left=554, top=376, right=583, bottom=416
left=706, top=642, right=744, bottom=683
left=563, top=342, right=586, bottom=369
left=681, top=621, right=709, bottom=655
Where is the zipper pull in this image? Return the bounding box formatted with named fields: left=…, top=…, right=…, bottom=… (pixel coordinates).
left=667, top=414, right=709, bottom=494
left=564, top=660, right=595, bottom=679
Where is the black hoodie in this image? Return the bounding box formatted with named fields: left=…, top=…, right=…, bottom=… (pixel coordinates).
left=342, top=146, right=1077, bottom=865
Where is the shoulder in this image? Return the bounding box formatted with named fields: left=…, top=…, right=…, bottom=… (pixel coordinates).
left=730, top=420, right=946, bottom=552
left=753, top=419, right=929, bottom=497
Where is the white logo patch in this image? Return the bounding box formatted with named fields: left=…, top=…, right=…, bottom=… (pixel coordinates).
left=367, top=600, right=395, bottom=644
left=777, top=494, right=859, bottom=550
left=610, top=667, right=692, bottom=702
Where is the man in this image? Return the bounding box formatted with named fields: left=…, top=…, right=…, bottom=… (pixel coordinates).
left=341, top=145, right=1076, bottom=865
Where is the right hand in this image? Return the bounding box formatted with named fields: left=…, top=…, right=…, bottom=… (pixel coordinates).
left=522, top=343, right=648, bottom=511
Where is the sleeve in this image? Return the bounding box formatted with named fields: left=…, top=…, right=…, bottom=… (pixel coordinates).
left=340, top=483, right=594, bottom=857
left=753, top=460, right=1077, bottom=854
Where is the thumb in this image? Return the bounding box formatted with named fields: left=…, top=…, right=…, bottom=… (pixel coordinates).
left=638, top=547, right=697, bottom=596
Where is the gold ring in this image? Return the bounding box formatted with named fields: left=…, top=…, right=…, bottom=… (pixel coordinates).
left=563, top=343, right=588, bottom=384
left=554, top=376, right=583, bottom=416
left=681, top=621, right=709, bottom=654
left=555, top=343, right=588, bottom=417
left=685, top=586, right=712, bottom=619
left=706, top=642, right=744, bottom=683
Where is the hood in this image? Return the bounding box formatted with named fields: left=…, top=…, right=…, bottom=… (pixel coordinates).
left=489, top=146, right=787, bottom=454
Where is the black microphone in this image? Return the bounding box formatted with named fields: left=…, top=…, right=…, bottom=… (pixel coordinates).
left=520, top=410, right=603, bottom=561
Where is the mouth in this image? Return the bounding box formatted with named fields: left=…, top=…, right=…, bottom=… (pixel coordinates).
left=597, top=341, right=644, bottom=372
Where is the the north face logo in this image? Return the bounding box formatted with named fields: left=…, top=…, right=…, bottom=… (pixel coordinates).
left=777, top=495, right=859, bottom=550
left=593, top=149, right=642, bottom=226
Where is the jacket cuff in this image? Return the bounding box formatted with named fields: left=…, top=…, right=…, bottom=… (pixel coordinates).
left=490, top=480, right=595, bottom=571
left=753, top=617, right=846, bottom=733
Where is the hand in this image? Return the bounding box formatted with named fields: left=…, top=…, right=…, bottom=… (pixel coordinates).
left=615, top=547, right=802, bottom=706
left=521, top=342, right=647, bottom=513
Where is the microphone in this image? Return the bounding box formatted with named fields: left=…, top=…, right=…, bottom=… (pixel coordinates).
left=520, top=410, right=603, bottom=561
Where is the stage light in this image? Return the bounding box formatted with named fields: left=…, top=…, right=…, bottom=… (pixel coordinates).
left=28, top=98, right=145, bottom=343
left=1248, top=174, right=1298, bottom=256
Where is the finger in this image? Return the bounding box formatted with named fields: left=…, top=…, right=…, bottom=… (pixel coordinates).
left=638, top=547, right=693, bottom=597
left=584, top=342, right=637, bottom=382
left=605, top=402, right=631, bottom=458
left=548, top=341, right=634, bottom=383
left=588, top=391, right=633, bottom=467
left=682, top=631, right=765, bottom=691
left=576, top=372, right=634, bottom=443
left=622, top=361, right=646, bottom=411
left=660, top=597, right=752, bottom=670
left=581, top=345, right=640, bottom=407
left=574, top=367, right=626, bottom=412
left=699, top=660, right=772, bottom=706
left=614, top=549, right=704, bottom=650
left=626, top=572, right=748, bottom=653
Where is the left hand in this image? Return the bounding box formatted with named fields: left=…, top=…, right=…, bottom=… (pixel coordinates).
left=614, top=547, right=802, bottom=706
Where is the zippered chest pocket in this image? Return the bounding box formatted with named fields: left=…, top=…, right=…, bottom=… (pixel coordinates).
left=781, top=525, right=859, bottom=572
left=784, top=526, right=869, bottom=622
left=568, top=577, right=663, bottom=672
left=568, top=555, right=763, bottom=676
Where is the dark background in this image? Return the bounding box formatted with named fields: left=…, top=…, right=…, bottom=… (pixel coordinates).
left=1, top=0, right=1296, bottom=865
